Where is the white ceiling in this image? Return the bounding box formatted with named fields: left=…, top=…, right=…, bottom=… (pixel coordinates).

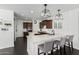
left=0, top=4, right=79, bottom=20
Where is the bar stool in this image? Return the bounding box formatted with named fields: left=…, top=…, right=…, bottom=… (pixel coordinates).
left=53, top=37, right=66, bottom=55
left=65, top=35, right=74, bottom=53
left=38, top=41, right=54, bottom=55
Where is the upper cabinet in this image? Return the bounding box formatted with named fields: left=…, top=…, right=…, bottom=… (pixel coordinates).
left=40, top=20, right=52, bottom=29
left=23, top=22, right=32, bottom=32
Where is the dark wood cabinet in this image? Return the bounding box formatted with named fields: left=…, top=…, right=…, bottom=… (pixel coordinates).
left=40, top=20, right=52, bottom=29
left=23, top=22, right=28, bottom=29
left=47, top=20, right=52, bottom=28
left=23, top=32, right=29, bottom=38
left=23, top=22, right=32, bottom=32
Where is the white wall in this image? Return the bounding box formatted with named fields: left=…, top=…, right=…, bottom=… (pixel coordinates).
left=62, top=9, right=79, bottom=49
left=15, top=19, right=23, bottom=37
left=0, top=9, right=14, bottom=49
left=32, top=20, right=40, bottom=33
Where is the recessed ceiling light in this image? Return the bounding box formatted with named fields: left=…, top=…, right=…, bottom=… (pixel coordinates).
left=30, top=10, right=34, bottom=14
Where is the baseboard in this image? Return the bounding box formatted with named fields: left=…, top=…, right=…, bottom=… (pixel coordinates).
left=73, top=46, right=79, bottom=50
left=0, top=44, right=14, bottom=49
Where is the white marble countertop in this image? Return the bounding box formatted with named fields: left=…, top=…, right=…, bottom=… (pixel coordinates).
left=27, top=33, right=66, bottom=43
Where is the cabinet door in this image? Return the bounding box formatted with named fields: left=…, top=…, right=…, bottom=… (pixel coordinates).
left=46, top=20, right=52, bottom=28
left=23, top=22, right=28, bottom=29
left=28, top=23, right=32, bottom=32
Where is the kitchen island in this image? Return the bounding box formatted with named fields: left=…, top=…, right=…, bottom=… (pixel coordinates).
left=27, top=33, right=66, bottom=55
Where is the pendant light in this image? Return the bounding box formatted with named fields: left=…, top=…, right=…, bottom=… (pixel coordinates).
left=55, top=9, right=63, bottom=20
left=41, top=4, right=51, bottom=19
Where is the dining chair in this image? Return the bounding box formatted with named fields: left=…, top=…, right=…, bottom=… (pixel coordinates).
left=38, top=41, right=54, bottom=55
left=65, top=35, right=74, bottom=53
left=53, top=37, right=66, bottom=55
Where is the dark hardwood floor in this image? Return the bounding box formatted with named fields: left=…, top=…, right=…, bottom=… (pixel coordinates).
left=0, top=37, right=79, bottom=55
left=0, top=37, right=28, bottom=55
left=14, top=37, right=28, bottom=55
